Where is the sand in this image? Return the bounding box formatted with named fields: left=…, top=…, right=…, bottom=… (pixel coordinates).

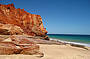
left=0, top=44, right=90, bottom=59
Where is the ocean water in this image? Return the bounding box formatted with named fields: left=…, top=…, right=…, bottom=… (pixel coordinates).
left=48, top=34, right=90, bottom=47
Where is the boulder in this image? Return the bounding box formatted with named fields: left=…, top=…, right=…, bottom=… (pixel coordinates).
left=0, top=35, right=43, bottom=56
left=0, top=42, right=21, bottom=55
left=20, top=44, right=39, bottom=55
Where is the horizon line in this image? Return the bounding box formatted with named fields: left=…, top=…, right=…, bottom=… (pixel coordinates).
left=47, top=33, right=90, bottom=35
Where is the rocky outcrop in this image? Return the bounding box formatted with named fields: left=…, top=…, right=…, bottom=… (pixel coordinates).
left=0, top=3, right=49, bottom=55
left=0, top=35, right=43, bottom=56
left=0, top=42, right=21, bottom=55
left=0, top=4, right=49, bottom=40
left=0, top=23, right=23, bottom=35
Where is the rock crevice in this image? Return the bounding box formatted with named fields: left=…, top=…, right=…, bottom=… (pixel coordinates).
left=0, top=4, right=48, bottom=40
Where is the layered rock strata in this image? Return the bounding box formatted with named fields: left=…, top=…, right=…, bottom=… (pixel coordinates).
left=0, top=35, right=43, bottom=56
left=0, top=23, right=23, bottom=35
left=0, top=3, right=49, bottom=55
left=0, top=4, right=49, bottom=40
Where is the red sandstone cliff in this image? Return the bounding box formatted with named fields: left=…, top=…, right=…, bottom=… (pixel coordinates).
left=0, top=4, right=49, bottom=40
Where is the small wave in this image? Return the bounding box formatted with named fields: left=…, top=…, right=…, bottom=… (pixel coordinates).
left=50, top=38, right=90, bottom=47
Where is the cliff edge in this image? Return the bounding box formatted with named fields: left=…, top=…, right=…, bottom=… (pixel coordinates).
left=0, top=4, right=49, bottom=40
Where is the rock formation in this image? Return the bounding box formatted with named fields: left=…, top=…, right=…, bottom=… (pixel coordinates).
left=0, top=23, right=24, bottom=35
left=0, top=3, right=50, bottom=55
left=0, top=35, right=43, bottom=56
left=0, top=4, right=49, bottom=40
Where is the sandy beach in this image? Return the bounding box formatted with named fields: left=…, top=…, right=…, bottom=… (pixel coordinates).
left=0, top=44, right=90, bottom=59
left=0, top=1, right=90, bottom=59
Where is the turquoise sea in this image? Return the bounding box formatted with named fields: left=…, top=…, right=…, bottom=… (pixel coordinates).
left=48, top=34, right=90, bottom=47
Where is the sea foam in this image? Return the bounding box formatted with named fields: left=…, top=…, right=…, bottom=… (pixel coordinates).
left=50, top=38, right=90, bottom=47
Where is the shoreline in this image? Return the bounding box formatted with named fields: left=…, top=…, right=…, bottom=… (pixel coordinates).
left=0, top=35, right=90, bottom=59
left=50, top=38, right=90, bottom=47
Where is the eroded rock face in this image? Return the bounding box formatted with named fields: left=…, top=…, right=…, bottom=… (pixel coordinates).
left=0, top=35, right=43, bottom=55
left=0, top=23, right=24, bottom=35
left=0, top=4, right=48, bottom=55
left=0, top=42, right=21, bottom=55
left=0, top=4, right=47, bottom=38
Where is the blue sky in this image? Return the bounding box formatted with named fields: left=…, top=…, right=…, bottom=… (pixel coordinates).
left=1, top=0, right=90, bottom=35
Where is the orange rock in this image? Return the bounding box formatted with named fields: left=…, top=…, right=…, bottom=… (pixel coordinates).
left=0, top=4, right=47, bottom=37
left=20, top=44, right=40, bottom=55
left=0, top=23, right=23, bottom=35
left=0, top=36, right=42, bottom=55
left=0, top=42, right=21, bottom=55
